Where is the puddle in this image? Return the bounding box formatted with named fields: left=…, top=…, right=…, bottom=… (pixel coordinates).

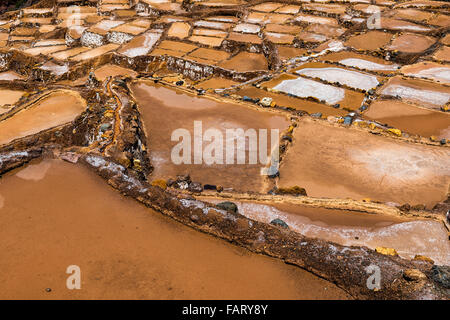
left=130, top=80, right=290, bottom=192
left=0, top=90, right=86, bottom=145
left=201, top=198, right=450, bottom=265
left=278, top=118, right=450, bottom=207
left=363, top=100, right=450, bottom=139
left=0, top=159, right=348, bottom=299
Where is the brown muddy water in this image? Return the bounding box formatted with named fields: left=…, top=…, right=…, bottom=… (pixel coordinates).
left=200, top=198, right=450, bottom=265
left=364, top=100, right=450, bottom=139
left=0, top=159, right=349, bottom=299
left=278, top=118, right=450, bottom=208
left=0, top=89, right=24, bottom=107
left=94, top=64, right=138, bottom=82
left=344, top=31, right=393, bottom=51
left=130, top=80, right=290, bottom=193
left=0, top=90, right=86, bottom=145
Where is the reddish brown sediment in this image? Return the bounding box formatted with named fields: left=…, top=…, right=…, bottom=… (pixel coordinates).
left=278, top=118, right=450, bottom=208
left=386, top=33, right=437, bottom=54
left=75, top=153, right=449, bottom=300
left=344, top=31, right=393, bottom=51
left=129, top=79, right=290, bottom=193
left=198, top=197, right=450, bottom=265
left=433, top=46, right=450, bottom=62
left=0, top=0, right=449, bottom=301
left=0, top=159, right=350, bottom=300
left=0, top=90, right=86, bottom=146
left=364, top=100, right=450, bottom=140
left=94, top=64, right=137, bottom=81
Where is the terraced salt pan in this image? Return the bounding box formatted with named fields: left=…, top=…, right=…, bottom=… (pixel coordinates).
left=338, top=58, right=400, bottom=72
left=380, top=76, right=450, bottom=109
left=380, top=18, right=433, bottom=32
left=33, top=39, right=66, bottom=47
left=193, top=20, right=231, bottom=30
left=233, top=23, right=260, bottom=34
left=0, top=90, right=86, bottom=145
left=167, top=22, right=190, bottom=38
left=0, top=159, right=347, bottom=299
left=401, top=62, right=450, bottom=84
left=364, top=100, right=450, bottom=139
left=0, top=71, right=25, bottom=81
left=203, top=199, right=450, bottom=265
left=294, top=14, right=338, bottom=26
left=0, top=89, right=24, bottom=107
left=296, top=67, right=380, bottom=91
left=40, top=62, right=69, bottom=76
left=70, top=44, right=120, bottom=61
left=130, top=80, right=290, bottom=193
left=117, top=31, right=161, bottom=58
left=279, top=118, right=450, bottom=207
left=273, top=77, right=345, bottom=105
left=24, top=45, right=68, bottom=56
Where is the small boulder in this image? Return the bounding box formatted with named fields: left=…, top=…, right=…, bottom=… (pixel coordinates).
left=413, top=255, right=434, bottom=264
left=188, top=182, right=203, bottom=193
left=430, top=265, right=450, bottom=289
left=375, top=246, right=398, bottom=256
left=403, top=269, right=427, bottom=281
left=260, top=97, right=273, bottom=107
left=270, top=218, right=289, bottom=229
left=151, top=179, right=167, bottom=190
left=216, top=201, right=238, bottom=213
left=276, top=186, right=307, bottom=196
